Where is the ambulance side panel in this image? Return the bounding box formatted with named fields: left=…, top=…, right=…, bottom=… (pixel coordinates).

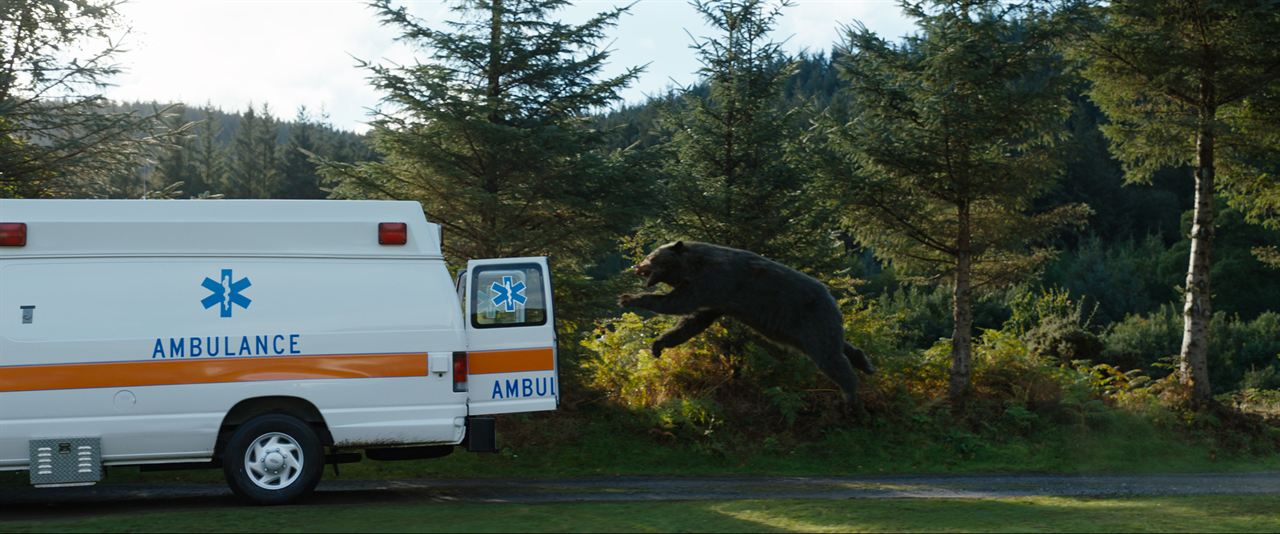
left=0, top=257, right=466, bottom=468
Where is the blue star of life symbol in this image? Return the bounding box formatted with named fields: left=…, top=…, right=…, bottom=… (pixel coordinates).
left=490, top=276, right=527, bottom=313
left=201, top=269, right=252, bottom=318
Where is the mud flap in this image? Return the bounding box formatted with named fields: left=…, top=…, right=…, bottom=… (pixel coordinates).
left=465, top=416, right=497, bottom=453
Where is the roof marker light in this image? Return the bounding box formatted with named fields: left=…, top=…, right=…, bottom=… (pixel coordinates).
left=0, top=223, right=26, bottom=247
left=379, top=222, right=407, bottom=245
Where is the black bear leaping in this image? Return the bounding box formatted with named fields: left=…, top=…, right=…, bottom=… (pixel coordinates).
left=619, top=240, right=875, bottom=402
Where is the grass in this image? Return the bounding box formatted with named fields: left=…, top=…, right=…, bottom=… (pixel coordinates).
left=4, top=495, right=1280, bottom=532
left=3, top=404, right=1279, bottom=489
left=257, top=405, right=1280, bottom=478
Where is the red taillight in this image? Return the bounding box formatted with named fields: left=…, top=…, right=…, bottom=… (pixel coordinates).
left=379, top=222, right=407, bottom=245
left=453, top=351, right=468, bottom=392
left=0, top=223, right=26, bottom=247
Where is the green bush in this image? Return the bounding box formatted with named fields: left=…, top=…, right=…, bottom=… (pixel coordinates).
left=1102, top=306, right=1280, bottom=392
left=1210, top=311, right=1280, bottom=391
left=581, top=291, right=909, bottom=440
left=1009, top=288, right=1106, bottom=365
left=1040, top=235, right=1180, bottom=325
left=970, top=329, right=1072, bottom=414
left=1241, top=367, right=1280, bottom=391
left=578, top=283, right=1276, bottom=460
left=875, top=284, right=1010, bottom=349
left=1101, top=305, right=1182, bottom=371
left=1025, top=315, right=1106, bottom=364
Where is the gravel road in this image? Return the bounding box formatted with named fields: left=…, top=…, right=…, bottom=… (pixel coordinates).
left=3, top=473, right=1280, bottom=520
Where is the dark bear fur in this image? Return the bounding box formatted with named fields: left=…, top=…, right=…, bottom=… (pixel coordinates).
left=619, top=240, right=875, bottom=401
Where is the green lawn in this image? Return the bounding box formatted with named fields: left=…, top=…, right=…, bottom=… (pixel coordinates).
left=4, top=405, right=1278, bottom=489
left=4, top=495, right=1279, bottom=532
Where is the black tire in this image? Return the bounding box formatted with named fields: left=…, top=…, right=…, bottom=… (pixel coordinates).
left=221, top=413, right=324, bottom=505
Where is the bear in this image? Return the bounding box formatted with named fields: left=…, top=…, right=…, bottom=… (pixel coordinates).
left=618, top=240, right=875, bottom=402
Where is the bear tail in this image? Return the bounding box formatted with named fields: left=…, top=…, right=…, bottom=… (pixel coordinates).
left=844, top=342, right=876, bottom=375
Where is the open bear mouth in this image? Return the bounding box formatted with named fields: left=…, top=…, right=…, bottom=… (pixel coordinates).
left=635, top=265, right=658, bottom=286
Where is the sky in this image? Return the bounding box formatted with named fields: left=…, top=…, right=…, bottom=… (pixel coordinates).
left=104, top=0, right=913, bottom=133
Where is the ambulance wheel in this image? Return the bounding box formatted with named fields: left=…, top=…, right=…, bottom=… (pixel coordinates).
left=222, top=414, right=324, bottom=505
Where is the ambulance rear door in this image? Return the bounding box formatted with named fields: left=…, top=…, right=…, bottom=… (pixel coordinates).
left=462, top=257, right=558, bottom=415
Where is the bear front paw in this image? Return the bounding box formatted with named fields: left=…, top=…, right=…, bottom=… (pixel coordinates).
left=650, top=341, right=666, bottom=359
left=618, top=294, right=641, bottom=308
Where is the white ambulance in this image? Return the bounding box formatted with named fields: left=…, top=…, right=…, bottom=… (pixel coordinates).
left=0, top=199, right=558, bottom=504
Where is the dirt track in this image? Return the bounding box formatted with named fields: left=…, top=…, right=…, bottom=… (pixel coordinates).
left=3, top=472, right=1280, bottom=520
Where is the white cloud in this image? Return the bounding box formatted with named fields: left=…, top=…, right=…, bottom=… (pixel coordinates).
left=103, top=0, right=911, bottom=132
left=780, top=0, right=913, bottom=53
left=107, top=0, right=418, bottom=131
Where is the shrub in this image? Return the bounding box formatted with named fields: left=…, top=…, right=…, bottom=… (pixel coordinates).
left=581, top=289, right=909, bottom=439
left=1040, top=234, right=1180, bottom=325
left=970, top=329, right=1069, bottom=413
left=1102, top=306, right=1280, bottom=392
left=581, top=312, right=736, bottom=409
left=1241, top=367, right=1280, bottom=391
left=1210, top=311, right=1280, bottom=391
left=1005, top=286, right=1094, bottom=335
left=1101, top=305, right=1182, bottom=371
left=876, top=284, right=1010, bottom=349
left=1025, top=315, right=1106, bottom=364
left=1009, top=288, right=1106, bottom=365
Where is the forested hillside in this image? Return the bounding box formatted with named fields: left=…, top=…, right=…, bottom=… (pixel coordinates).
left=100, top=102, right=372, bottom=200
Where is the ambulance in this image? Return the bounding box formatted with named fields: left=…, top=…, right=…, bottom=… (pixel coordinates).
left=0, top=199, right=559, bottom=504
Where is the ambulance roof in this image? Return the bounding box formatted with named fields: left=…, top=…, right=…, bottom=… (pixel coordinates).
left=0, top=199, right=442, bottom=259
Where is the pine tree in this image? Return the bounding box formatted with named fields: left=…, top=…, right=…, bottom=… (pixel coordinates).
left=325, top=0, right=646, bottom=269
left=1070, top=0, right=1280, bottom=401
left=0, top=0, right=173, bottom=197
left=277, top=106, right=325, bottom=199
left=228, top=104, right=280, bottom=199
left=823, top=0, right=1087, bottom=409
left=1223, top=89, right=1280, bottom=269
left=650, top=0, right=832, bottom=269
left=190, top=107, right=227, bottom=197
left=153, top=104, right=196, bottom=196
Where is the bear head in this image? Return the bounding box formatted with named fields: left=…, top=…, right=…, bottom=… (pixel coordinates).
left=634, top=240, right=689, bottom=287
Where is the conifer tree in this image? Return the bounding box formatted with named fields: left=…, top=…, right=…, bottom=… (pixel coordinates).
left=1222, top=89, right=1280, bottom=269
left=228, top=104, right=280, bottom=199
left=277, top=107, right=325, bottom=199
left=153, top=104, right=196, bottom=195
left=0, top=0, right=172, bottom=197
left=824, top=0, right=1087, bottom=409
left=190, top=107, right=227, bottom=197
left=650, top=0, right=831, bottom=269
left=1070, top=0, right=1280, bottom=401
left=325, top=0, right=646, bottom=271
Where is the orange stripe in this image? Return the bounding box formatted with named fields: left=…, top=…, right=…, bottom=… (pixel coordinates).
left=0, top=353, right=427, bottom=393
left=468, top=348, right=555, bottom=375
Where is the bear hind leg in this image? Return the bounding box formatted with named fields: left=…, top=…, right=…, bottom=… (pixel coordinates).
left=800, top=338, right=861, bottom=403
left=843, top=342, right=876, bottom=374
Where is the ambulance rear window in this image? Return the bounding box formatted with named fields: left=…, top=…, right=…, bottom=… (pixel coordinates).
left=471, top=264, right=547, bottom=328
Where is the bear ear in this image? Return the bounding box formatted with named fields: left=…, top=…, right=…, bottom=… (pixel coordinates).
left=672, top=240, right=685, bottom=252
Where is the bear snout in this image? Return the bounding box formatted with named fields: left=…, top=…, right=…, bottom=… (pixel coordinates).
left=634, top=262, right=663, bottom=287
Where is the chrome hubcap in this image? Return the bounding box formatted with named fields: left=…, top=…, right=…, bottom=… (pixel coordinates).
left=244, top=432, right=303, bottom=490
